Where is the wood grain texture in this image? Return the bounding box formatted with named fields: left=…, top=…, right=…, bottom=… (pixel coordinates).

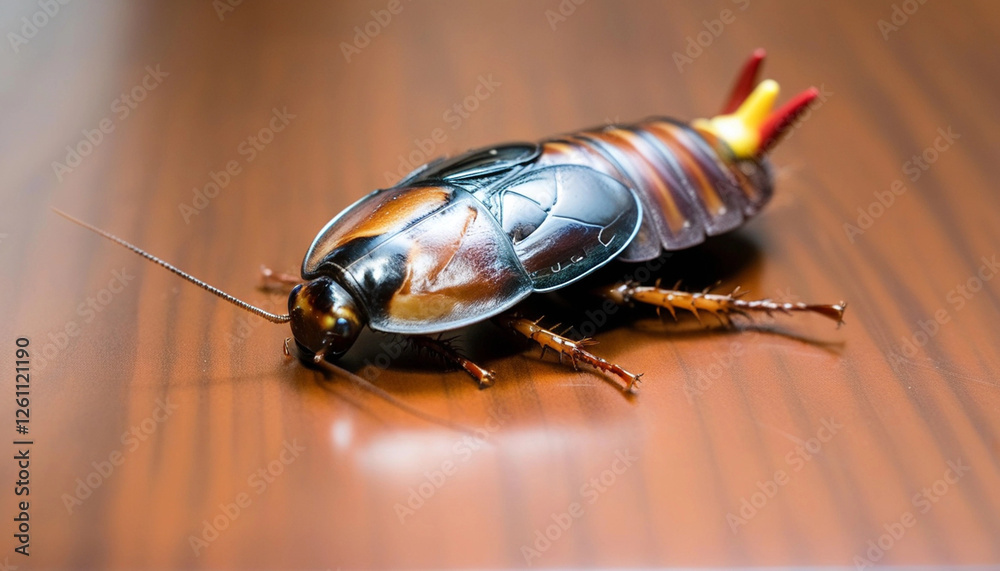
left=3, top=1, right=1000, bottom=568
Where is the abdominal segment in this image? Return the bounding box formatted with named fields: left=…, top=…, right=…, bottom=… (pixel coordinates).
left=536, top=118, right=772, bottom=261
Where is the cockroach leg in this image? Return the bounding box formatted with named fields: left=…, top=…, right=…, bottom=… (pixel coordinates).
left=408, top=335, right=496, bottom=388
left=601, top=282, right=847, bottom=327
left=259, top=265, right=303, bottom=293
left=495, top=314, right=642, bottom=393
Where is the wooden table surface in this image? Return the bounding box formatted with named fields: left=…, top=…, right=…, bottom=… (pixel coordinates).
left=3, top=1, right=999, bottom=569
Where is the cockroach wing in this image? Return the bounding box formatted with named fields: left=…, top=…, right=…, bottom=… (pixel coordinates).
left=399, top=143, right=540, bottom=188
left=302, top=185, right=533, bottom=334
left=302, top=185, right=447, bottom=279
left=488, top=165, right=643, bottom=292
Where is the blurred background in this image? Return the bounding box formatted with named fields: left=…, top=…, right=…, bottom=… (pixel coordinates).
left=2, top=1, right=1000, bottom=569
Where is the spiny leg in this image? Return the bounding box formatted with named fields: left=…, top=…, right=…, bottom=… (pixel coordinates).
left=259, top=265, right=303, bottom=294
left=408, top=335, right=496, bottom=389
left=495, top=314, right=642, bottom=393
left=602, top=281, right=847, bottom=327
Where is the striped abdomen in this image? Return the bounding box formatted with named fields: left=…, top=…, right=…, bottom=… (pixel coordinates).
left=536, top=119, right=774, bottom=262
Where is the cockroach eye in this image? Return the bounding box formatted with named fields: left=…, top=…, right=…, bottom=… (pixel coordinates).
left=287, top=277, right=363, bottom=363
left=333, top=317, right=353, bottom=338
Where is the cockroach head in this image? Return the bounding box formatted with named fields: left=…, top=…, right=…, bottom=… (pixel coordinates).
left=288, top=277, right=363, bottom=363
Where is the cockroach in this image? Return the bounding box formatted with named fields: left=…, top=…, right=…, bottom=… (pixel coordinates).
left=56, top=50, right=845, bottom=394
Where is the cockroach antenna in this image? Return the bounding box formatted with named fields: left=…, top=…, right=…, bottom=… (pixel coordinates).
left=51, top=207, right=292, bottom=324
